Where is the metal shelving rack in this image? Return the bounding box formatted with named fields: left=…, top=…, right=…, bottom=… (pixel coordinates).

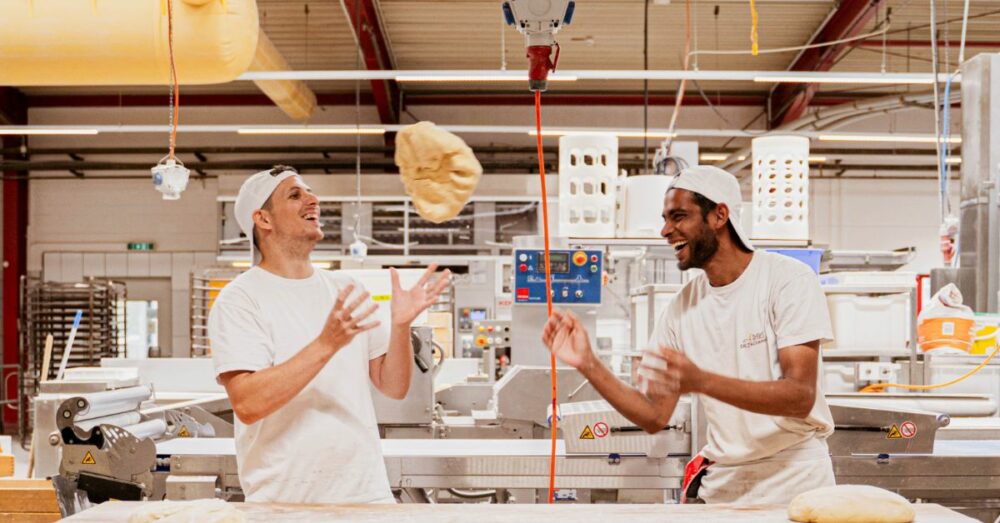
left=17, top=276, right=126, bottom=437
left=190, top=268, right=243, bottom=357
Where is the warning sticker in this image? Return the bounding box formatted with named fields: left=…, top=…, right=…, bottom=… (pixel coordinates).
left=82, top=451, right=96, bottom=465
left=900, top=421, right=917, bottom=439
left=887, top=424, right=903, bottom=439
left=579, top=425, right=595, bottom=440
left=372, top=295, right=392, bottom=302
left=178, top=425, right=191, bottom=438
left=593, top=422, right=609, bottom=439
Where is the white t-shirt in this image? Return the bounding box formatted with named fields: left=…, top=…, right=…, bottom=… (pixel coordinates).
left=650, top=251, right=835, bottom=466
left=208, top=267, right=393, bottom=504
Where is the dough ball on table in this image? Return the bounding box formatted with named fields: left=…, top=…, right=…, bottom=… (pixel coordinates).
left=128, top=499, right=244, bottom=523
left=788, top=485, right=915, bottom=523
left=395, top=121, right=483, bottom=223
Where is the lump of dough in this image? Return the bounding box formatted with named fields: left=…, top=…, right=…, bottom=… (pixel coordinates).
left=788, top=485, right=915, bottom=523
left=394, top=121, right=482, bottom=223
left=128, top=499, right=245, bottom=523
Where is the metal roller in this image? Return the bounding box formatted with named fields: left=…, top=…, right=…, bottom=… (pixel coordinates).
left=67, top=386, right=152, bottom=421
left=122, top=419, right=168, bottom=441
left=828, top=393, right=997, bottom=417
left=75, top=411, right=142, bottom=432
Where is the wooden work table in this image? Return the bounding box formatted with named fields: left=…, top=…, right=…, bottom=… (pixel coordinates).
left=62, top=500, right=976, bottom=522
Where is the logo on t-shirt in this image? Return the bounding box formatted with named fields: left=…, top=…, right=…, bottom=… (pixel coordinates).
left=739, top=331, right=767, bottom=350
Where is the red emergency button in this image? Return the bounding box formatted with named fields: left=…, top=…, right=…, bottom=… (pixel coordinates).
left=590, top=254, right=598, bottom=263
left=519, top=263, right=527, bottom=272
left=572, top=251, right=587, bottom=266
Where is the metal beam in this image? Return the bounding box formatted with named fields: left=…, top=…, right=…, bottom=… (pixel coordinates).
left=26, top=93, right=377, bottom=108
left=342, top=0, right=400, bottom=128
left=769, top=0, right=885, bottom=127
left=0, top=87, right=27, bottom=431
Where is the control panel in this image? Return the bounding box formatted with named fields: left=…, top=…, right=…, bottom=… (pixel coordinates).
left=469, top=320, right=512, bottom=379
left=513, top=249, right=602, bottom=304
left=457, top=307, right=489, bottom=332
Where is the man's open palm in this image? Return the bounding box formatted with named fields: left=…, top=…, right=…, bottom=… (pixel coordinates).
left=390, top=264, right=451, bottom=326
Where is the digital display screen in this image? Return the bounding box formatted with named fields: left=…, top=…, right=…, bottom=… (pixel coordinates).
left=536, top=252, right=570, bottom=274
left=469, top=309, right=487, bottom=321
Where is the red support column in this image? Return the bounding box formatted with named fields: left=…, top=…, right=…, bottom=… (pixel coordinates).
left=0, top=87, right=27, bottom=431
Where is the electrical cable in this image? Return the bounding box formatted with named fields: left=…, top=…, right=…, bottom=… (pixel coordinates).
left=533, top=90, right=558, bottom=505
left=929, top=0, right=944, bottom=222
left=166, top=0, right=179, bottom=161
left=861, top=343, right=999, bottom=393
left=748, top=0, right=759, bottom=56
left=688, top=24, right=890, bottom=59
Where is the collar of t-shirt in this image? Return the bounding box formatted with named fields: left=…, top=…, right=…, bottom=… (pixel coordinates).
left=704, top=251, right=760, bottom=298
left=250, top=266, right=323, bottom=287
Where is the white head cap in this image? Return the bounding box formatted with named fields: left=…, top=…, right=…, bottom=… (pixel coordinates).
left=234, top=166, right=299, bottom=265
left=668, top=165, right=754, bottom=252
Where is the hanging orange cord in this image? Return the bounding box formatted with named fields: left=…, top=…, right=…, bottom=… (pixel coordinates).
left=534, top=90, right=558, bottom=504
left=166, top=0, right=180, bottom=160
left=749, top=0, right=760, bottom=56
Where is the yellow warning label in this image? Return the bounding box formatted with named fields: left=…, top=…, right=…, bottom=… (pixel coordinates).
left=178, top=425, right=191, bottom=438
left=887, top=424, right=903, bottom=439
left=82, top=451, right=96, bottom=465
left=372, top=294, right=392, bottom=302
left=579, top=425, right=595, bottom=440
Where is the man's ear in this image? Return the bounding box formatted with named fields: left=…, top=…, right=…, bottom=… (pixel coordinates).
left=712, top=203, right=731, bottom=232
left=252, top=209, right=273, bottom=233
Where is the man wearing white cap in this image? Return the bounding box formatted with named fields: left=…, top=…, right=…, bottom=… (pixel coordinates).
left=542, top=165, right=835, bottom=504
left=208, top=166, right=450, bottom=504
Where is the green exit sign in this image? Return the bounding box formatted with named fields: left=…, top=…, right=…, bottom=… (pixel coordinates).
left=127, top=242, right=155, bottom=251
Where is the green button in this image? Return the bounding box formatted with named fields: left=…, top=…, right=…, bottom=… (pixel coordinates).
left=590, top=264, right=598, bottom=272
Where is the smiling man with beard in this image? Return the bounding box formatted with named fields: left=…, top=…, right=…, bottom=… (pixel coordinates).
left=542, top=165, right=835, bottom=504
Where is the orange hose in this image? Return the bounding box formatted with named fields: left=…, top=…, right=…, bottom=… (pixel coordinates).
left=534, top=90, right=558, bottom=504
left=167, top=0, right=180, bottom=160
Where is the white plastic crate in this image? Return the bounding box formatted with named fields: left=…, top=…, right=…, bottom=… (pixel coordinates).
left=751, top=135, right=809, bottom=241
left=826, top=293, right=910, bottom=352
left=558, top=134, right=618, bottom=237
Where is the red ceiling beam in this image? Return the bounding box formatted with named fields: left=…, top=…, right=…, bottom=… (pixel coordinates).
left=0, top=87, right=27, bottom=430
left=769, top=0, right=885, bottom=127
left=342, top=0, right=399, bottom=128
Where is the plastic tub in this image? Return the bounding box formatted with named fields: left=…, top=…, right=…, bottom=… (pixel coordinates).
left=767, top=248, right=824, bottom=274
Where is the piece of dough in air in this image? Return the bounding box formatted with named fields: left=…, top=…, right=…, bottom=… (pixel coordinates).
left=788, top=485, right=915, bottom=523
left=128, top=499, right=245, bottom=523
left=395, top=121, right=482, bottom=223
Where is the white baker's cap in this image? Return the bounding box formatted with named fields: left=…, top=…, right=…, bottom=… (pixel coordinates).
left=668, top=165, right=754, bottom=252
left=234, top=166, right=299, bottom=265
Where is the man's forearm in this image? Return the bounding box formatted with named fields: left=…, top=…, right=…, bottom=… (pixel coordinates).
left=376, top=323, right=414, bottom=399
left=697, top=371, right=815, bottom=418
left=224, top=339, right=335, bottom=424
left=581, top=358, right=680, bottom=433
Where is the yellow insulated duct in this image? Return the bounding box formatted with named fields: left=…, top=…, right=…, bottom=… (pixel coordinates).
left=248, top=30, right=317, bottom=122
left=0, top=0, right=259, bottom=85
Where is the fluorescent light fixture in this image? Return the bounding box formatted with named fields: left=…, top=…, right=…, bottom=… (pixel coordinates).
left=0, top=128, right=99, bottom=135
left=818, top=134, right=961, bottom=144
left=396, top=74, right=577, bottom=83
left=530, top=130, right=675, bottom=138
left=753, top=73, right=935, bottom=85
left=808, top=156, right=827, bottom=163
left=237, top=127, right=386, bottom=135
left=946, top=157, right=961, bottom=164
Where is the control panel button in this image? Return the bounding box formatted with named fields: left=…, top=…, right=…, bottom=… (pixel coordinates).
left=590, top=254, right=598, bottom=263
left=478, top=326, right=485, bottom=333
left=590, top=264, right=598, bottom=273
left=575, top=290, right=583, bottom=298
left=561, top=288, right=569, bottom=298
left=475, top=335, right=487, bottom=347
left=572, top=250, right=587, bottom=266
left=519, top=253, right=528, bottom=262
left=519, top=264, right=527, bottom=273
